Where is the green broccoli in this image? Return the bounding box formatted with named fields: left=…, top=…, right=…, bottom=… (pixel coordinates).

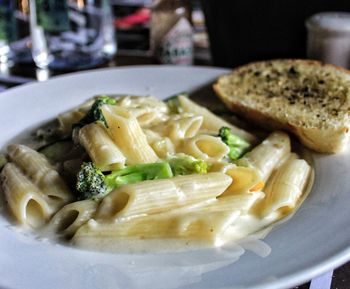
left=76, top=95, right=117, bottom=128
left=167, top=154, right=208, bottom=176
left=76, top=162, right=106, bottom=200
left=219, top=127, right=251, bottom=161
left=166, top=92, right=188, bottom=113
left=76, top=161, right=174, bottom=200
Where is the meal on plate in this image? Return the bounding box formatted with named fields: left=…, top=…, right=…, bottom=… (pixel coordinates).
left=7, top=58, right=347, bottom=252
left=0, top=87, right=313, bottom=252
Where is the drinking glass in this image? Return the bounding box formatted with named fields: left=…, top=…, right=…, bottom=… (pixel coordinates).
left=29, top=0, right=117, bottom=71
left=0, top=0, right=31, bottom=64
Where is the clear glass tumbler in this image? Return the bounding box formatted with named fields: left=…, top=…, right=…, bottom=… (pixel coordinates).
left=29, top=0, right=117, bottom=71
left=0, top=0, right=31, bottom=64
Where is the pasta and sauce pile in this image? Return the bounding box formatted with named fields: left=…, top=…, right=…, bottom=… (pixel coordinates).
left=0, top=94, right=312, bottom=252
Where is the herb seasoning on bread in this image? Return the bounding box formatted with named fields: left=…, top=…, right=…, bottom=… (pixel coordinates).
left=214, top=59, right=350, bottom=153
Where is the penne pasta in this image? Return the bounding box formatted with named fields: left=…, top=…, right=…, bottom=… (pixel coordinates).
left=102, top=105, right=159, bottom=165
left=56, top=98, right=95, bottom=135
left=261, top=158, right=311, bottom=216
left=150, top=137, right=175, bottom=159
left=144, top=129, right=175, bottom=158
left=135, top=110, right=162, bottom=127
left=57, top=110, right=85, bottom=136
left=237, top=131, right=291, bottom=181
left=152, top=114, right=203, bottom=143
left=117, top=96, right=169, bottom=127
left=73, top=211, right=240, bottom=250
left=7, top=144, right=72, bottom=206
left=118, top=95, right=169, bottom=114
left=178, top=95, right=256, bottom=142
left=181, top=134, right=229, bottom=162
left=45, top=200, right=98, bottom=239
left=73, top=192, right=263, bottom=251
left=200, top=191, right=264, bottom=214
left=1, top=163, right=53, bottom=227
left=96, top=172, right=232, bottom=221
left=79, top=122, right=126, bottom=171
left=221, top=166, right=264, bottom=196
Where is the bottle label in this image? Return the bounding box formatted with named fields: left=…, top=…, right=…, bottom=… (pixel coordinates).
left=35, top=0, right=70, bottom=32
left=157, top=17, right=193, bottom=65
left=0, top=0, right=16, bottom=42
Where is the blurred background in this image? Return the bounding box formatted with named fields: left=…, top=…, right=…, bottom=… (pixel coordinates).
left=113, top=0, right=350, bottom=67
left=202, top=0, right=350, bottom=67
left=1, top=0, right=350, bottom=82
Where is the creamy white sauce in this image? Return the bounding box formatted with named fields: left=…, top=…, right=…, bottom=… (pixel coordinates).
left=14, top=164, right=314, bottom=255
left=70, top=211, right=282, bottom=254
left=71, top=165, right=314, bottom=254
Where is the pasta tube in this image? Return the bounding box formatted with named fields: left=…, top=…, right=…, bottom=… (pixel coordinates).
left=73, top=211, right=239, bottom=250
left=102, top=105, right=158, bottom=165
left=135, top=110, right=160, bottom=127
left=200, top=191, right=264, bottom=214
left=178, top=95, right=256, bottom=142
left=117, top=96, right=169, bottom=127
left=73, top=192, right=263, bottom=250
left=7, top=144, right=72, bottom=205
left=181, top=134, right=229, bottom=162
left=152, top=114, right=203, bottom=142
left=150, top=137, right=175, bottom=159
left=57, top=110, right=85, bottom=135
left=221, top=166, right=264, bottom=196
left=1, top=163, right=53, bottom=228
left=261, top=158, right=311, bottom=216
left=96, top=172, right=232, bottom=220
left=144, top=129, right=175, bottom=158
left=56, top=98, right=95, bottom=135
left=45, top=200, right=98, bottom=239
left=237, top=131, right=291, bottom=181
left=78, top=122, right=126, bottom=171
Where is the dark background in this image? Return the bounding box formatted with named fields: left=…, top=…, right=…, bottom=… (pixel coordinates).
left=201, top=0, right=350, bottom=67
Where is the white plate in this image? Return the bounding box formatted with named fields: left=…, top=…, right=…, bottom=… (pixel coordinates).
left=0, top=66, right=349, bottom=289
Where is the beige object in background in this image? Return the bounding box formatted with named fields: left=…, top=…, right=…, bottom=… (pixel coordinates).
left=306, top=12, right=350, bottom=68
left=214, top=59, right=350, bottom=153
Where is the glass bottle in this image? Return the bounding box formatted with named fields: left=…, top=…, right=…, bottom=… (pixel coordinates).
left=150, top=0, right=193, bottom=65
left=29, top=0, right=117, bottom=71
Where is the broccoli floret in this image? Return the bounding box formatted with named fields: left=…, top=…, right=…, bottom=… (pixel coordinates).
left=76, top=95, right=117, bottom=128
left=166, top=92, right=188, bottom=113
left=219, top=127, right=250, bottom=161
left=167, top=154, right=208, bottom=176
left=76, top=162, right=107, bottom=200
left=76, top=161, right=173, bottom=200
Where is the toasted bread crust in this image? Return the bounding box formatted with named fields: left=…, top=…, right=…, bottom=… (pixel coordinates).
left=214, top=59, right=350, bottom=153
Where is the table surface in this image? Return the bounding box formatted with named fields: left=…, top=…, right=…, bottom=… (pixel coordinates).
left=0, top=53, right=349, bottom=289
